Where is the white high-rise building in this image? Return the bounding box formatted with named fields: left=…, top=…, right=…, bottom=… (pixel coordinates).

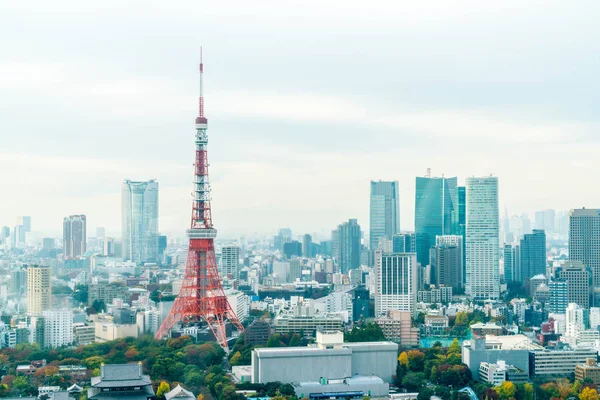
left=466, top=177, right=499, bottom=300
left=122, top=179, right=159, bottom=264
left=374, top=250, right=418, bottom=316
left=273, top=261, right=289, bottom=284
left=42, top=310, right=74, bottom=348
left=226, top=290, right=249, bottom=322
left=221, top=246, right=240, bottom=280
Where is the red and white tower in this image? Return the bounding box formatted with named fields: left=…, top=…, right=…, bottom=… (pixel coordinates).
left=156, top=51, right=244, bottom=349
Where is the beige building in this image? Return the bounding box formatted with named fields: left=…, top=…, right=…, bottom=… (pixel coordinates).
left=94, top=320, right=138, bottom=342
left=375, top=310, right=419, bottom=347
left=27, top=265, right=51, bottom=315
left=575, top=358, right=600, bottom=384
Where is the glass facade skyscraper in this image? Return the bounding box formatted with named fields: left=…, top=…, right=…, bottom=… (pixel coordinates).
left=414, top=176, right=458, bottom=266
left=569, top=208, right=600, bottom=287
left=369, top=181, right=400, bottom=251
left=122, top=179, right=159, bottom=264
left=465, top=176, right=499, bottom=300
left=333, top=219, right=362, bottom=274
left=519, top=229, right=547, bottom=281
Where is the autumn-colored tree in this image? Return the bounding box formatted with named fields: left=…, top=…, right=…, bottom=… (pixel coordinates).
left=495, top=381, right=516, bottom=400
left=398, top=352, right=409, bottom=370
left=84, top=356, right=105, bottom=370
left=1, top=375, right=15, bottom=388
left=407, top=350, right=425, bottom=372
left=229, top=351, right=242, bottom=366
left=156, top=381, right=171, bottom=399
left=45, top=366, right=59, bottom=376
left=580, top=387, right=599, bottom=400
left=455, top=311, right=469, bottom=326
left=125, top=348, right=140, bottom=360
left=556, top=378, right=573, bottom=399
left=197, top=394, right=205, bottom=400
left=573, top=381, right=584, bottom=395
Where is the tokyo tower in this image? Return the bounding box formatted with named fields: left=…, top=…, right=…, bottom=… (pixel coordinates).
left=155, top=51, right=244, bottom=349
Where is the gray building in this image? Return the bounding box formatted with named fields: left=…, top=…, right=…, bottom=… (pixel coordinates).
left=556, top=261, right=592, bottom=309
left=430, top=235, right=463, bottom=291
left=122, top=179, right=159, bottom=264
left=392, top=233, right=416, bottom=253
left=251, top=331, right=398, bottom=384
left=519, top=229, right=546, bottom=282
left=333, top=219, right=361, bottom=274
left=221, top=246, right=240, bottom=280
left=569, top=209, right=600, bottom=286
left=503, top=244, right=519, bottom=282
left=63, top=215, right=87, bottom=260
left=369, top=181, right=400, bottom=251
left=529, top=348, right=598, bottom=377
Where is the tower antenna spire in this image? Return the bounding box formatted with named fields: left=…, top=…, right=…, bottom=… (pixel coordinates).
left=197, top=46, right=206, bottom=123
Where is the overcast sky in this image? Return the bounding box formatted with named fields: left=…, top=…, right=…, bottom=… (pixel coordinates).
left=2, top=1, right=599, bottom=239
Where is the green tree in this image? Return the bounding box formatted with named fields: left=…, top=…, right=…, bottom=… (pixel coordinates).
left=12, top=376, right=29, bottom=395
left=84, top=355, right=105, bottom=369
left=92, top=299, right=106, bottom=312
left=156, top=381, right=171, bottom=399
left=280, top=384, right=295, bottom=396
left=402, top=372, right=425, bottom=392
left=430, top=365, right=438, bottom=383
left=523, top=383, right=534, bottom=400
left=267, top=334, right=283, bottom=348
left=454, top=312, right=468, bottom=326
left=435, top=386, right=451, bottom=400
left=289, top=333, right=301, bottom=347
left=448, top=338, right=461, bottom=355
left=229, top=351, right=242, bottom=366
left=417, top=388, right=434, bottom=400
left=407, top=350, right=425, bottom=372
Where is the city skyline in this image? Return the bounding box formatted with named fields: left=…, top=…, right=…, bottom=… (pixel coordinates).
left=3, top=1, right=600, bottom=236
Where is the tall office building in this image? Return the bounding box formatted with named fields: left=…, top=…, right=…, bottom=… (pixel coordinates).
left=503, top=243, right=520, bottom=282
left=519, top=229, right=546, bottom=282
left=63, top=215, right=87, bottom=260
left=333, top=219, right=362, bottom=274
left=27, top=265, right=51, bottom=315
left=274, top=228, right=292, bottom=252
left=289, top=258, right=302, bottom=282
left=353, top=286, right=371, bottom=322
left=302, top=234, right=313, bottom=258
left=414, top=176, right=458, bottom=266
left=557, top=261, right=592, bottom=309
left=369, top=181, right=400, bottom=251
left=430, top=235, right=463, bottom=291
left=465, top=176, right=499, bottom=300
left=221, top=246, right=240, bottom=280
left=122, top=179, right=159, bottom=264
left=549, top=280, right=569, bottom=314
left=10, top=268, right=27, bottom=296
left=535, top=210, right=556, bottom=233
left=392, top=233, right=416, bottom=253
left=374, top=251, right=418, bottom=316
left=569, top=209, right=600, bottom=286
left=13, top=216, right=31, bottom=246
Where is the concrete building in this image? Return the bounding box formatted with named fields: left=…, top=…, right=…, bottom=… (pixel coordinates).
left=302, top=234, right=313, bottom=258
left=375, top=310, right=420, bottom=347
left=27, top=265, right=51, bottom=315
left=273, top=261, right=289, bottom=284
left=94, top=321, right=138, bottom=342
left=374, top=251, right=418, bottom=316
left=430, top=235, right=463, bottom=291
left=479, top=360, right=528, bottom=386
left=556, top=261, right=592, bottom=309
left=294, top=376, right=389, bottom=399
left=465, top=177, right=499, bottom=300
left=569, top=208, right=600, bottom=286
left=470, top=323, right=504, bottom=337
left=529, top=348, right=598, bottom=377
left=221, top=246, right=240, bottom=280
left=88, top=283, right=130, bottom=307
left=503, top=243, right=519, bottom=282
left=122, top=179, right=159, bottom=264
left=73, top=323, right=95, bottom=345
left=575, top=358, right=600, bottom=384
left=226, top=289, right=249, bottom=322
left=274, top=314, right=343, bottom=336
left=42, top=310, right=73, bottom=348
left=244, top=320, right=272, bottom=345
left=251, top=330, right=398, bottom=384
left=549, top=280, right=569, bottom=314
left=462, top=335, right=542, bottom=379
left=63, top=215, right=87, bottom=260
left=136, top=309, right=161, bottom=336
left=417, top=286, right=452, bottom=303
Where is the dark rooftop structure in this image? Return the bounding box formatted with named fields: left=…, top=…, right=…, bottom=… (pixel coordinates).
left=88, top=363, right=155, bottom=400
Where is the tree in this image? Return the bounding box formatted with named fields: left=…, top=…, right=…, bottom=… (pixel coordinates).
left=289, top=333, right=301, bottom=347
left=45, top=365, right=59, bottom=376
left=125, top=347, right=140, bottom=360
left=197, top=395, right=205, bottom=400
left=430, top=365, right=438, bottom=383
left=401, top=372, right=425, bottom=392
left=484, top=388, right=500, bottom=400
left=448, top=338, right=461, bottom=355
left=407, top=350, right=425, bottom=372
left=557, top=378, right=573, bottom=399
left=495, top=381, right=516, bottom=400
left=280, top=384, right=295, bottom=396
left=417, top=388, right=434, bottom=400
left=92, top=299, right=106, bottom=313
left=230, top=351, right=242, bottom=366
left=267, top=334, right=283, bottom=348
left=435, top=386, right=452, bottom=400
left=580, top=387, right=600, bottom=400
left=157, top=381, right=171, bottom=399
left=455, top=311, right=468, bottom=326
left=85, top=356, right=105, bottom=369
left=12, top=376, right=30, bottom=395
left=523, top=383, right=534, bottom=400
left=398, top=352, right=409, bottom=370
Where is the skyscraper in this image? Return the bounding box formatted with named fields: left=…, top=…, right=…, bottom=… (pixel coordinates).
left=27, top=265, right=51, bottom=315
left=430, top=235, right=463, bottom=291
left=569, top=209, right=600, bottom=286
left=374, top=250, right=418, bottom=316
left=557, top=261, right=592, bottom=309
left=519, top=229, right=547, bottom=282
left=122, top=179, right=159, bottom=264
left=302, top=234, right=313, bottom=258
left=221, top=246, right=240, bottom=280
left=333, top=219, right=362, bottom=274
left=535, top=209, right=556, bottom=233
left=392, top=233, right=416, bottom=253
left=503, top=243, right=520, bottom=282
left=63, top=215, right=87, bottom=260
left=369, top=181, right=400, bottom=251
left=465, top=176, right=499, bottom=300
left=414, top=176, right=458, bottom=266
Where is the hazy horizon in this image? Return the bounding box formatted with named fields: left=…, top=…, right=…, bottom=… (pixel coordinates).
left=2, top=1, right=599, bottom=238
